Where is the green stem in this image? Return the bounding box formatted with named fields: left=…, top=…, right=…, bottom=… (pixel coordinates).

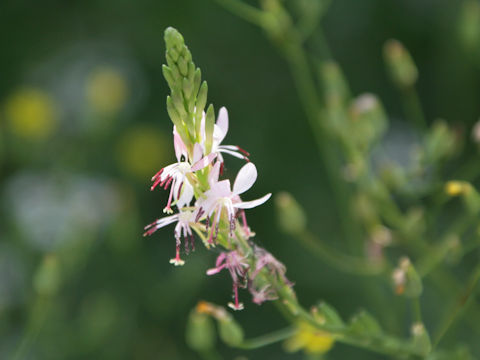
left=296, top=230, right=386, bottom=276
left=214, top=0, right=267, bottom=27
left=402, top=86, right=427, bottom=131
left=433, top=263, right=480, bottom=347
left=238, top=327, right=296, bottom=349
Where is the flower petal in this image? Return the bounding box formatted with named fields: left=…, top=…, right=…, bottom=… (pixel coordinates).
left=176, top=181, right=194, bottom=209
left=173, top=129, right=187, bottom=162
left=191, top=153, right=217, bottom=171
left=216, top=107, right=229, bottom=143
left=233, top=162, right=257, bottom=195
left=235, top=193, right=272, bottom=209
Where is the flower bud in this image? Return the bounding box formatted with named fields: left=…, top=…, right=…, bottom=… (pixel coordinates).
left=384, top=39, right=418, bottom=88
left=218, top=316, right=244, bottom=347
left=411, top=322, right=431, bottom=355
left=312, top=302, right=344, bottom=328
left=186, top=310, right=216, bottom=351
left=349, top=93, right=387, bottom=150
left=445, top=181, right=480, bottom=214
left=33, top=254, right=61, bottom=296
left=347, top=310, right=382, bottom=337
left=392, top=257, right=422, bottom=298
left=421, top=120, right=457, bottom=164
left=275, top=192, right=307, bottom=235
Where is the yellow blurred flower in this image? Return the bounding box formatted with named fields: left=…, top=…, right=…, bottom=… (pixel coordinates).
left=116, top=125, right=171, bottom=179
left=284, top=322, right=335, bottom=355
left=4, top=87, right=58, bottom=140
left=445, top=180, right=470, bottom=196
left=86, top=66, right=128, bottom=116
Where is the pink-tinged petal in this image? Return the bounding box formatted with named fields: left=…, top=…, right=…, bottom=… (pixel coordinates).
left=191, top=153, right=217, bottom=171
left=235, top=193, right=272, bottom=209
left=211, top=180, right=232, bottom=198
left=233, top=162, right=257, bottom=195
left=173, top=130, right=187, bottom=162
left=206, top=264, right=226, bottom=275
left=209, top=161, right=221, bottom=185
left=216, top=107, right=229, bottom=142
left=193, top=143, right=203, bottom=164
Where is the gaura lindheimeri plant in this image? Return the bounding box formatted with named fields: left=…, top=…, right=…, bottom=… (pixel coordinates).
left=145, top=25, right=478, bottom=359
left=144, top=27, right=281, bottom=311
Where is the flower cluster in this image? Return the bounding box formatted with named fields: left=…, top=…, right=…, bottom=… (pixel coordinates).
left=145, top=27, right=292, bottom=310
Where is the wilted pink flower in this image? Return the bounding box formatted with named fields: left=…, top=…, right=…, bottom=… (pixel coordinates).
left=196, top=162, right=271, bottom=244
left=248, top=283, right=278, bottom=305
left=151, top=130, right=215, bottom=213
left=207, top=251, right=249, bottom=310
left=143, top=209, right=197, bottom=266
left=251, top=246, right=293, bottom=287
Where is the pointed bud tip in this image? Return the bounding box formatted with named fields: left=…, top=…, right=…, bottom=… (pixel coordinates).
left=164, top=27, right=184, bottom=49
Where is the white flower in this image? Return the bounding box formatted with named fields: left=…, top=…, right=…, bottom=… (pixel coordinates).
left=196, top=162, right=271, bottom=244
left=143, top=209, right=197, bottom=266
left=151, top=129, right=214, bottom=213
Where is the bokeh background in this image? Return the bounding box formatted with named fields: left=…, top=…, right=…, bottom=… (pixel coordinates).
left=1, top=0, right=479, bottom=359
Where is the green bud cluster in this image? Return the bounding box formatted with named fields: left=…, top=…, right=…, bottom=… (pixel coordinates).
left=163, top=27, right=214, bottom=153
left=383, top=39, right=418, bottom=89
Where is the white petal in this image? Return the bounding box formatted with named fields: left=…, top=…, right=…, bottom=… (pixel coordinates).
left=235, top=193, right=272, bottom=209
left=176, top=181, right=194, bottom=209
left=193, top=143, right=203, bottom=164
left=216, top=107, right=229, bottom=143
left=233, top=162, right=257, bottom=195
left=218, top=148, right=245, bottom=159
left=209, top=161, right=221, bottom=185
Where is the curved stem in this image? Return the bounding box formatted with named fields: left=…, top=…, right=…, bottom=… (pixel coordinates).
left=238, top=327, right=296, bottom=349
left=296, top=230, right=386, bottom=276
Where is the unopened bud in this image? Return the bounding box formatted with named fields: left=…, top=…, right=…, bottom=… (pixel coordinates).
left=422, top=120, right=457, bottom=163
left=445, top=180, right=480, bottom=214
left=392, top=257, right=422, bottom=298
left=348, top=310, right=382, bottom=337
left=186, top=310, right=216, bottom=351
left=33, top=254, right=60, bottom=296
left=275, top=192, right=307, bottom=234
left=218, top=316, right=244, bottom=347
left=320, top=61, right=350, bottom=104
left=384, top=39, right=418, bottom=88
left=411, top=322, right=431, bottom=355
left=349, top=93, right=387, bottom=149
left=312, top=302, right=344, bottom=328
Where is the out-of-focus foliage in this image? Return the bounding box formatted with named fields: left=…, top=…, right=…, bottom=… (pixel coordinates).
left=1, top=0, right=480, bottom=359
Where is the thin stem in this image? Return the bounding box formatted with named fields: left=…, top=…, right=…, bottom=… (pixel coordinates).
left=412, top=298, right=423, bottom=323
left=402, top=86, right=427, bottom=130
left=433, top=262, right=480, bottom=347
left=296, top=230, right=386, bottom=276
left=214, top=0, right=267, bottom=27
left=238, top=327, right=296, bottom=349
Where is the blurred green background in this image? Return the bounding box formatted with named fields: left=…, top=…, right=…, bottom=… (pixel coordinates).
left=0, top=0, right=479, bottom=359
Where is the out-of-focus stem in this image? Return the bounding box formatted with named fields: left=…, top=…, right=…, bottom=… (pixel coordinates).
left=402, top=86, right=427, bottom=131
left=12, top=295, right=51, bottom=360
left=296, top=230, right=387, bottom=276
left=238, top=327, right=296, bottom=349
left=433, top=262, right=480, bottom=347
left=214, top=0, right=267, bottom=27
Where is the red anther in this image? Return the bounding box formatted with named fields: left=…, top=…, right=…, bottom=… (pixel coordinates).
left=220, top=162, right=225, bottom=176
left=236, top=146, right=250, bottom=157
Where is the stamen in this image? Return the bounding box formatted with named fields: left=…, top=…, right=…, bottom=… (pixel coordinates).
left=235, top=146, right=250, bottom=157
